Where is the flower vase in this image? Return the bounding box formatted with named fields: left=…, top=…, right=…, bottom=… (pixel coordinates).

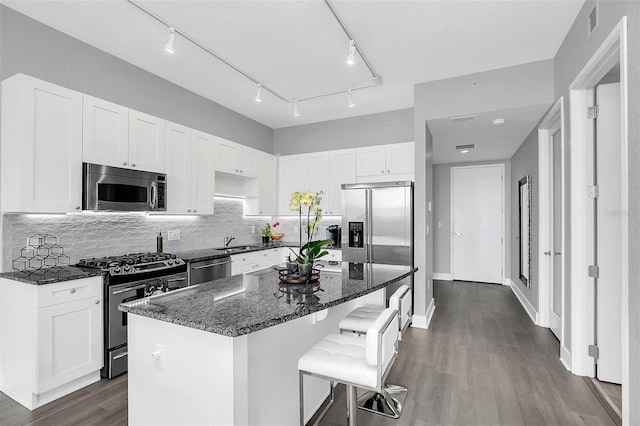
left=261, top=236, right=270, bottom=244
left=297, top=262, right=313, bottom=280
left=286, top=262, right=298, bottom=275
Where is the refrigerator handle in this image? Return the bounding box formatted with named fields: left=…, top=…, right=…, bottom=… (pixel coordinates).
left=366, top=188, right=373, bottom=263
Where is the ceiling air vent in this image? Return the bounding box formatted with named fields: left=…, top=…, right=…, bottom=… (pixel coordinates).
left=449, top=114, right=477, bottom=124
left=588, top=3, right=598, bottom=38
left=455, top=144, right=476, bottom=150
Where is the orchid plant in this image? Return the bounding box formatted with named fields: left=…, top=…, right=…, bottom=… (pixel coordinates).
left=288, top=191, right=333, bottom=265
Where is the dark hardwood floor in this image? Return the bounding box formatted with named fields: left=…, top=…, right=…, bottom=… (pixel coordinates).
left=318, top=280, right=616, bottom=425
left=0, top=280, right=615, bottom=425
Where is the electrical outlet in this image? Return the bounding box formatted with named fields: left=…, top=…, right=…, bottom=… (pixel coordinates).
left=251, top=225, right=256, bottom=234
left=167, top=230, right=181, bottom=241
left=151, top=344, right=167, bottom=370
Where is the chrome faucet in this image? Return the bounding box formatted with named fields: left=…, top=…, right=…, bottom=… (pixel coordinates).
left=224, top=236, right=235, bottom=248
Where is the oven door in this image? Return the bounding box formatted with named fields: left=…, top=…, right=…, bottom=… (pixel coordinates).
left=108, top=281, right=146, bottom=349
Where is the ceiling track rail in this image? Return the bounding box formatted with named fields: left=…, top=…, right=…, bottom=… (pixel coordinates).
left=126, top=0, right=380, bottom=105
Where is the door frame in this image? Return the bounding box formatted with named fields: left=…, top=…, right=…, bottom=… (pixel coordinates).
left=537, top=97, right=566, bottom=353
left=568, top=16, right=628, bottom=423
left=450, top=163, right=505, bottom=284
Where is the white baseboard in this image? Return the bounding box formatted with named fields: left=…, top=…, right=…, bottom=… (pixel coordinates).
left=507, top=279, right=538, bottom=325
left=433, top=273, right=452, bottom=281
left=560, top=344, right=572, bottom=371
left=412, top=298, right=436, bottom=329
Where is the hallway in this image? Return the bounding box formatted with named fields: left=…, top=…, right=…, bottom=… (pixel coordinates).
left=318, top=280, right=615, bottom=425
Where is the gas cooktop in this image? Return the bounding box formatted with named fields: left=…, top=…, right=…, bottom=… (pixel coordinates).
left=78, top=252, right=185, bottom=276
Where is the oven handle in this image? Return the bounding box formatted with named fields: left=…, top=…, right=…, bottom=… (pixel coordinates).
left=112, top=284, right=146, bottom=295
left=113, top=351, right=128, bottom=360
left=150, top=181, right=157, bottom=210
left=192, top=260, right=233, bottom=270
left=167, top=277, right=186, bottom=283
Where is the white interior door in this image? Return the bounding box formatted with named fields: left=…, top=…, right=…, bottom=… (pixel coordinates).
left=451, top=165, right=504, bottom=284
left=550, top=129, right=562, bottom=339
left=595, top=82, right=622, bottom=384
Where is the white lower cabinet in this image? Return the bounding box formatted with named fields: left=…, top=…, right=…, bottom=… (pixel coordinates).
left=231, top=249, right=280, bottom=275
left=0, top=276, right=103, bottom=410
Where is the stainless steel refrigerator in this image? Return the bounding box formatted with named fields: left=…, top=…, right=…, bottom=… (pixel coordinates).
left=341, top=181, right=414, bottom=271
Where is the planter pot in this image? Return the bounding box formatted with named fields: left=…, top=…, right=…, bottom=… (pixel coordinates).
left=297, top=262, right=313, bottom=278
left=261, top=236, right=270, bottom=244
left=286, top=262, right=298, bottom=275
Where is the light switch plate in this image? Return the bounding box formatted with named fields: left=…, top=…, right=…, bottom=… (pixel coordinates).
left=168, top=230, right=181, bottom=241
left=152, top=344, right=167, bottom=370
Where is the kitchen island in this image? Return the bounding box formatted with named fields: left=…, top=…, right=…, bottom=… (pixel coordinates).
left=120, top=262, right=415, bottom=426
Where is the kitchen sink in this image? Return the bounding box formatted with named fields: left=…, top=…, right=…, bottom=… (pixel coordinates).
left=213, top=245, right=260, bottom=253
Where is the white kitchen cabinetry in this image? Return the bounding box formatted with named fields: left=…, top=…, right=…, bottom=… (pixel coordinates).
left=355, top=142, right=414, bottom=178
left=244, top=153, right=278, bottom=216
left=82, top=95, right=129, bottom=168
left=1, top=74, right=83, bottom=213
left=328, top=149, right=356, bottom=215
left=278, top=152, right=329, bottom=215
left=128, top=109, right=166, bottom=172
left=215, top=137, right=258, bottom=178
left=231, top=249, right=279, bottom=275
left=0, top=276, right=103, bottom=410
left=165, top=122, right=215, bottom=214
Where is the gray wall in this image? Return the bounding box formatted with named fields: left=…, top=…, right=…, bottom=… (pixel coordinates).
left=433, top=160, right=511, bottom=278
left=625, top=2, right=640, bottom=424
left=273, top=108, right=414, bottom=155
left=0, top=6, right=273, bottom=152
left=509, top=127, right=538, bottom=309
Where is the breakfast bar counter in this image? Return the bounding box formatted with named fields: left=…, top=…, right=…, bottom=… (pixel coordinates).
left=120, top=262, right=415, bottom=426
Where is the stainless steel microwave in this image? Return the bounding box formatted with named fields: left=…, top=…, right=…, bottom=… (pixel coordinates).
left=83, top=163, right=166, bottom=212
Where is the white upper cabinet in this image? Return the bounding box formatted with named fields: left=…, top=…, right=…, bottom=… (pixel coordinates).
left=278, top=154, right=308, bottom=215
left=245, top=153, right=277, bottom=216
left=82, top=95, right=129, bottom=168
left=1, top=74, right=83, bottom=213
left=128, top=109, right=165, bottom=172
left=307, top=152, right=330, bottom=200
left=215, top=137, right=258, bottom=178
left=328, top=149, right=356, bottom=215
left=83, top=97, right=165, bottom=173
left=356, top=142, right=414, bottom=178
left=164, top=122, right=215, bottom=214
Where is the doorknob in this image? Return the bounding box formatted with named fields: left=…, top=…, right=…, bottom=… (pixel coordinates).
left=544, top=251, right=552, bottom=255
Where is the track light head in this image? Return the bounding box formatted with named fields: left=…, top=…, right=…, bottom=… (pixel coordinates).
left=347, top=89, right=355, bottom=108
left=255, top=84, right=262, bottom=103
left=293, top=101, right=299, bottom=117
left=165, top=27, right=176, bottom=54
left=346, top=40, right=356, bottom=65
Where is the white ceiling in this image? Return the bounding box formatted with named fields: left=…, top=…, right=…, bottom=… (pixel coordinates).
left=3, top=0, right=583, bottom=131
left=428, top=104, right=552, bottom=164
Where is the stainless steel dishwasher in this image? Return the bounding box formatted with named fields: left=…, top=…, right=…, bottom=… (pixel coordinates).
left=188, top=256, right=232, bottom=285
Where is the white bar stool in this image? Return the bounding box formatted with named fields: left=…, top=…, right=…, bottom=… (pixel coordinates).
left=338, top=284, right=412, bottom=418
left=298, top=308, right=399, bottom=426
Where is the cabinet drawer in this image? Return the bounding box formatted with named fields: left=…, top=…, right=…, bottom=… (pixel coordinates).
left=231, top=253, right=255, bottom=267
left=255, top=249, right=278, bottom=269
left=37, top=277, right=102, bottom=308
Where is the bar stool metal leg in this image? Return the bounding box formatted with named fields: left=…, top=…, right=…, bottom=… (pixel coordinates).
left=356, top=383, right=408, bottom=419
left=347, top=384, right=358, bottom=426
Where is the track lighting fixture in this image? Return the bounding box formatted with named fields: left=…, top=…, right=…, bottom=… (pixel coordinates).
left=293, top=101, right=300, bottom=117
left=346, top=40, right=356, bottom=65
left=255, top=84, right=262, bottom=103
left=165, top=27, right=176, bottom=54
left=347, top=89, right=355, bottom=108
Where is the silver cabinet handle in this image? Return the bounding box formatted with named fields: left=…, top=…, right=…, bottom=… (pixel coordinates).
left=454, top=232, right=463, bottom=236
left=387, top=170, right=390, bottom=173
left=193, top=209, right=197, bottom=213
left=113, top=352, right=128, bottom=360
left=381, top=170, right=385, bottom=174
left=544, top=251, right=552, bottom=255
left=123, top=161, right=128, bottom=166
left=554, top=252, right=562, bottom=256
left=70, top=288, right=76, bottom=293
left=95, top=300, right=100, bottom=304
left=75, top=206, right=81, bottom=210
left=131, top=163, right=136, bottom=167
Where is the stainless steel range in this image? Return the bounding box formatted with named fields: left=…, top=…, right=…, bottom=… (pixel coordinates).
left=78, top=252, right=187, bottom=378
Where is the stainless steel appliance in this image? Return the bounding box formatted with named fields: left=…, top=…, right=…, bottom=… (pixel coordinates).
left=188, top=257, right=233, bottom=286
left=341, top=181, right=413, bottom=267
left=78, top=252, right=187, bottom=378
left=83, top=163, right=166, bottom=212
left=326, top=225, right=342, bottom=248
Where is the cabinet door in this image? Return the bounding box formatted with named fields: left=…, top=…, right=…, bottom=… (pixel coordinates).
left=386, top=142, right=414, bottom=174
left=165, top=122, right=192, bottom=214
left=355, top=145, right=386, bottom=177
left=328, top=149, right=356, bottom=215
left=2, top=75, right=83, bottom=213
left=128, top=109, right=165, bottom=172
left=191, top=131, right=216, bottom=214
left=238, top=147, right=258, bottom=178
left=258, top=154, right=278, bottom=215
left=307, top=152, right=330, bottom=199
left=37, top=297, right=103, bottom=393
left=215, top=138, right=238, bottom=174
left=82, top=95, right=129, bottom=168
left=278, top=155, right=308, bottom=215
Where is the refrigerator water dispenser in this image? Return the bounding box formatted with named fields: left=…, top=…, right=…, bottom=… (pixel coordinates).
left=348, top=222, right=364, bottom=248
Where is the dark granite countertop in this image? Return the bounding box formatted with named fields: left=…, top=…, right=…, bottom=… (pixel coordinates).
left=119, top=262, right=416, bottom=337
left=174, top=242, right=328, bottom=262
left=0, top=266, right=104, bottom=285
